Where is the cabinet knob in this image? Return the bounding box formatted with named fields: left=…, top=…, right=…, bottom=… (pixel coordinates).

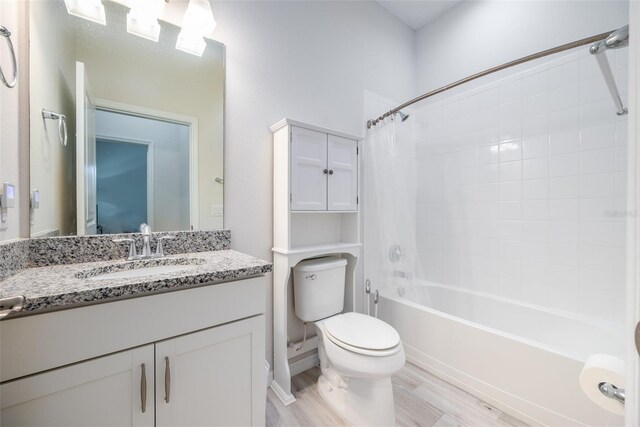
left=323, top=169, right=328, bottom=174
left=329, top=170, right=334, bottom=175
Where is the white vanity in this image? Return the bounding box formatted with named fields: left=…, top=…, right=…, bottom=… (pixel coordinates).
left=0, top=242, right=270, bottom=427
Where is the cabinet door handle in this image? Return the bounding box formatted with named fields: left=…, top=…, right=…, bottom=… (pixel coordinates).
left=140, top=363, right=147, bottom=413
left=329, top=170, right=334, bottom=175
left=164, top=356, right=171, bottom=403
left=323, top=169, right=328, bottom=174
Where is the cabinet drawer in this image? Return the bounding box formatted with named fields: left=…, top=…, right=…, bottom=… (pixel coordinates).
left=1, top=276, right=267, bottom=382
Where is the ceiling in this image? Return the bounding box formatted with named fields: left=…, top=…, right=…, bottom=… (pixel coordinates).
left=377, top=0, right=464, bottom=30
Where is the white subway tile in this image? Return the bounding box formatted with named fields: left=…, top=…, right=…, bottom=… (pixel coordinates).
left=549, top=199, right=580, bottom=221
left=522, top=221, right=547, bottom=242
left=523, top=157, right=548, bottom=180
left=499, top=141, right=522, bottom=163
left=549, top=243, right=580, bottom=267
left=499, top=201, right=522, bottom=220
left=523, top=200, right=548, bottom=220
left=523, top=178, right=548, bottom=200
left=549, top=60, right=579, bottom=90
left=580, top=76, right=610, bottom=104
left=500, top=160, right=521, bottom=181
left=549, top=222, right=579, bottom=244
left=580, top=197, right=615, bottom=222
left=523, top=71, right=548, bottom=98
left=499, top=80, right=522, bottom=105
left=581, top=148, right=615, bottom=174
left=477, top=164, right=500, bottom=183
left=522, top=135, right=549, bottom=159
left=549, top=176, right=580, bottom=199
left=500, top=220, right=522, bottom=241
left=500, top=181, right=522, bottom=201
left=523, top=93, right=547, bottom=118
left=548, top=84, right=579, bottom=112
left=548, top=106, right=579, bottom=133
left=580, top=122, right=615, bottom=151
left=549, top=153, right=580, bottom=177
left=580, top=99, right=617, bottom=127
left=579, top=221, right=615, bottom=247
left=523, top=114, right=548, bottom=138
left=549, top=129, right=580, bottom=155
left=580, top=173, right=614, bottom=198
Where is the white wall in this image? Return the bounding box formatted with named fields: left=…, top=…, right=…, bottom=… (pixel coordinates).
left=212, top=0, right=417, bottom=365
left=416, top=0, right=629, bottom=94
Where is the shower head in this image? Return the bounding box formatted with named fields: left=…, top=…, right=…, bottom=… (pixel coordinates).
left=590, top=25, right=629, bottom=54
left=396, top=111, right=410, bottom=122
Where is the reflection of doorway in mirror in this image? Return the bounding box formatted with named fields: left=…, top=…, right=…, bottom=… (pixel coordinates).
left=95, top=108, right=194, bottom=234
left=96, top=138, right=150, bottom=234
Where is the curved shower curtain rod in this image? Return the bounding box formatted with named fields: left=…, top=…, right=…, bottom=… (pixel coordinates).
left=367, top=27, right=626, bottom=129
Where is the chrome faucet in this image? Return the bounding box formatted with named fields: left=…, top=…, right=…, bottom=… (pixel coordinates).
left=140, top=223, right=152, bottom=258
left=113, top=223, right=175, bottom=261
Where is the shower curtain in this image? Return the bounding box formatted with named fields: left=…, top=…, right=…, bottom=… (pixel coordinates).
left=364, top=115, right=423, bottom=302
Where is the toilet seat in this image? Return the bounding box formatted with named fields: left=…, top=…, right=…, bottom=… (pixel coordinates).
left=323, top=313, right=402, bottom=357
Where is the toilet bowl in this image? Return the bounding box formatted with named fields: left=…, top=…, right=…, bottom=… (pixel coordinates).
left=292, top=257, right=405, bottom=426
left=315, top=312, right=405, bottom=427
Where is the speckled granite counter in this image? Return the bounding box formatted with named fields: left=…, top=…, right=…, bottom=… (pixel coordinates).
left=0, top=250, right=272, bottom=316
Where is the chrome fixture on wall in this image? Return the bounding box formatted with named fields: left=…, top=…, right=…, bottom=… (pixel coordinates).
left=590, top=25, right=629, bottom=116
left=0, top=26, right=17, bottom=89
left=42, top=109, right=68, bottom=146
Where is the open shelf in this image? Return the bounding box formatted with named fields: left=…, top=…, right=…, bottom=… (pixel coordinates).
left=272, top=242, right=361, bottom=256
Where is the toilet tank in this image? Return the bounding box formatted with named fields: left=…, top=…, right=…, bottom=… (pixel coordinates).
left=293, top=257, right=347, bottom=322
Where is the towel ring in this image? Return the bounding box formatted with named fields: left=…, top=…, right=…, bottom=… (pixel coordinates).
left=0, top=26, right=17, bottom=89
left=42, top=109, right=68, bottom=146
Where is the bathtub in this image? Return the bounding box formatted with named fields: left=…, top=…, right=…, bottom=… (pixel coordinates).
left=377, top=281, right=625, bottom=426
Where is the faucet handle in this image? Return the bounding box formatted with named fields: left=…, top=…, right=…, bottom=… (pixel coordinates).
left=155, top=235, right=175, bottom=257
left=113, top=238, right=137, bottom=260
left=140, top=223, right=151, bottom=235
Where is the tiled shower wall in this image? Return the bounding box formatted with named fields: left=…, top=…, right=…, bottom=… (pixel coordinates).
left=415, top=47, right=628, bottom=323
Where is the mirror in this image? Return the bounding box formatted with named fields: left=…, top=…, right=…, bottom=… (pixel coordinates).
left=29, top=0, right=224, bottom=237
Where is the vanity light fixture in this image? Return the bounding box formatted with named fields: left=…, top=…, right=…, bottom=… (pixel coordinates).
left=63, top=0, right=106, bottom=25
left=127, top=0, right=165, bottom=42
left=176, top=0, right=216, bottom=57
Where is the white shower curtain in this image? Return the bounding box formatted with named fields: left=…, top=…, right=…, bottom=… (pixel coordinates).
left=364, top=115, right=423, bottom=302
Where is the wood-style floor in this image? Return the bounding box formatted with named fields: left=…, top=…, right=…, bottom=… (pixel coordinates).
left=266, top=363, right=529, bottom=427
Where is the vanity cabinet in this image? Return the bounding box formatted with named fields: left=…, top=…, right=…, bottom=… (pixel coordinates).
left=289, top=125, right=358, bottom=211
left=0, top=276, right=267, bottom=426
left=1, top=345, right=155, bottom=427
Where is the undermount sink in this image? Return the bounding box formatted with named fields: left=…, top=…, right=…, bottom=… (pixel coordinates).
left=77, top=258, right=205, bottom=281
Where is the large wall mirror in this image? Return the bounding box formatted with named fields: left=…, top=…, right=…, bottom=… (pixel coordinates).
left=29, top=0, right=224, bottom=237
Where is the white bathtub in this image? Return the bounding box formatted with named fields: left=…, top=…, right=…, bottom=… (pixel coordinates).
left=378, top=282, right=625, bottom=426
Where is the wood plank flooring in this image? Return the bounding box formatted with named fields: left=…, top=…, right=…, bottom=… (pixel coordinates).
left=266, top=363, right=529, bottom=427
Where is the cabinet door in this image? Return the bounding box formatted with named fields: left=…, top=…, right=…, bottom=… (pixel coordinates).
left=0, top=345, right=154, bottom=427
left=290, top=126, right=328, bottom=211
left=156, top=315, right=265, bottom=427
left=327, top=135, right=358, bottom=211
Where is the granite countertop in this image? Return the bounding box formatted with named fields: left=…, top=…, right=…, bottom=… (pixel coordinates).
left=0, top=250, right=272, bottom=316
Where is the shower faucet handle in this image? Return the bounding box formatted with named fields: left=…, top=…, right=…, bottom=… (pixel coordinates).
left=365, top=279, right=371, bottom=294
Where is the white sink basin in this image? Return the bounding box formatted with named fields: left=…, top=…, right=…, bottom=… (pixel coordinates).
left=89, top=265, right=198, bottom=280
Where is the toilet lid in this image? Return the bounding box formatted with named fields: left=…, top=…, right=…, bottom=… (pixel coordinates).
left=324, top=312, right=400, bottom=351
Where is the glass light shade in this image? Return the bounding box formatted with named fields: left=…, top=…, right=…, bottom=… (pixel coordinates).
left=176, top=0, right=216, bottom=56
left=127, top=0, right=165, bottom=42
left=64, top=0, right=106, bottom=25
left=175, top=29, right=207, bottom=57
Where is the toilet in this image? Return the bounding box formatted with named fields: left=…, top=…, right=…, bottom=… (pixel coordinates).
left=293, top=257, right=405, bottom=427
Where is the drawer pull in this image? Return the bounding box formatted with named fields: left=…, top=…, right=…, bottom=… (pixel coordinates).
left=164, top=356, right=171, bottom=403
left=141, top=363, right=147, bottom=413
